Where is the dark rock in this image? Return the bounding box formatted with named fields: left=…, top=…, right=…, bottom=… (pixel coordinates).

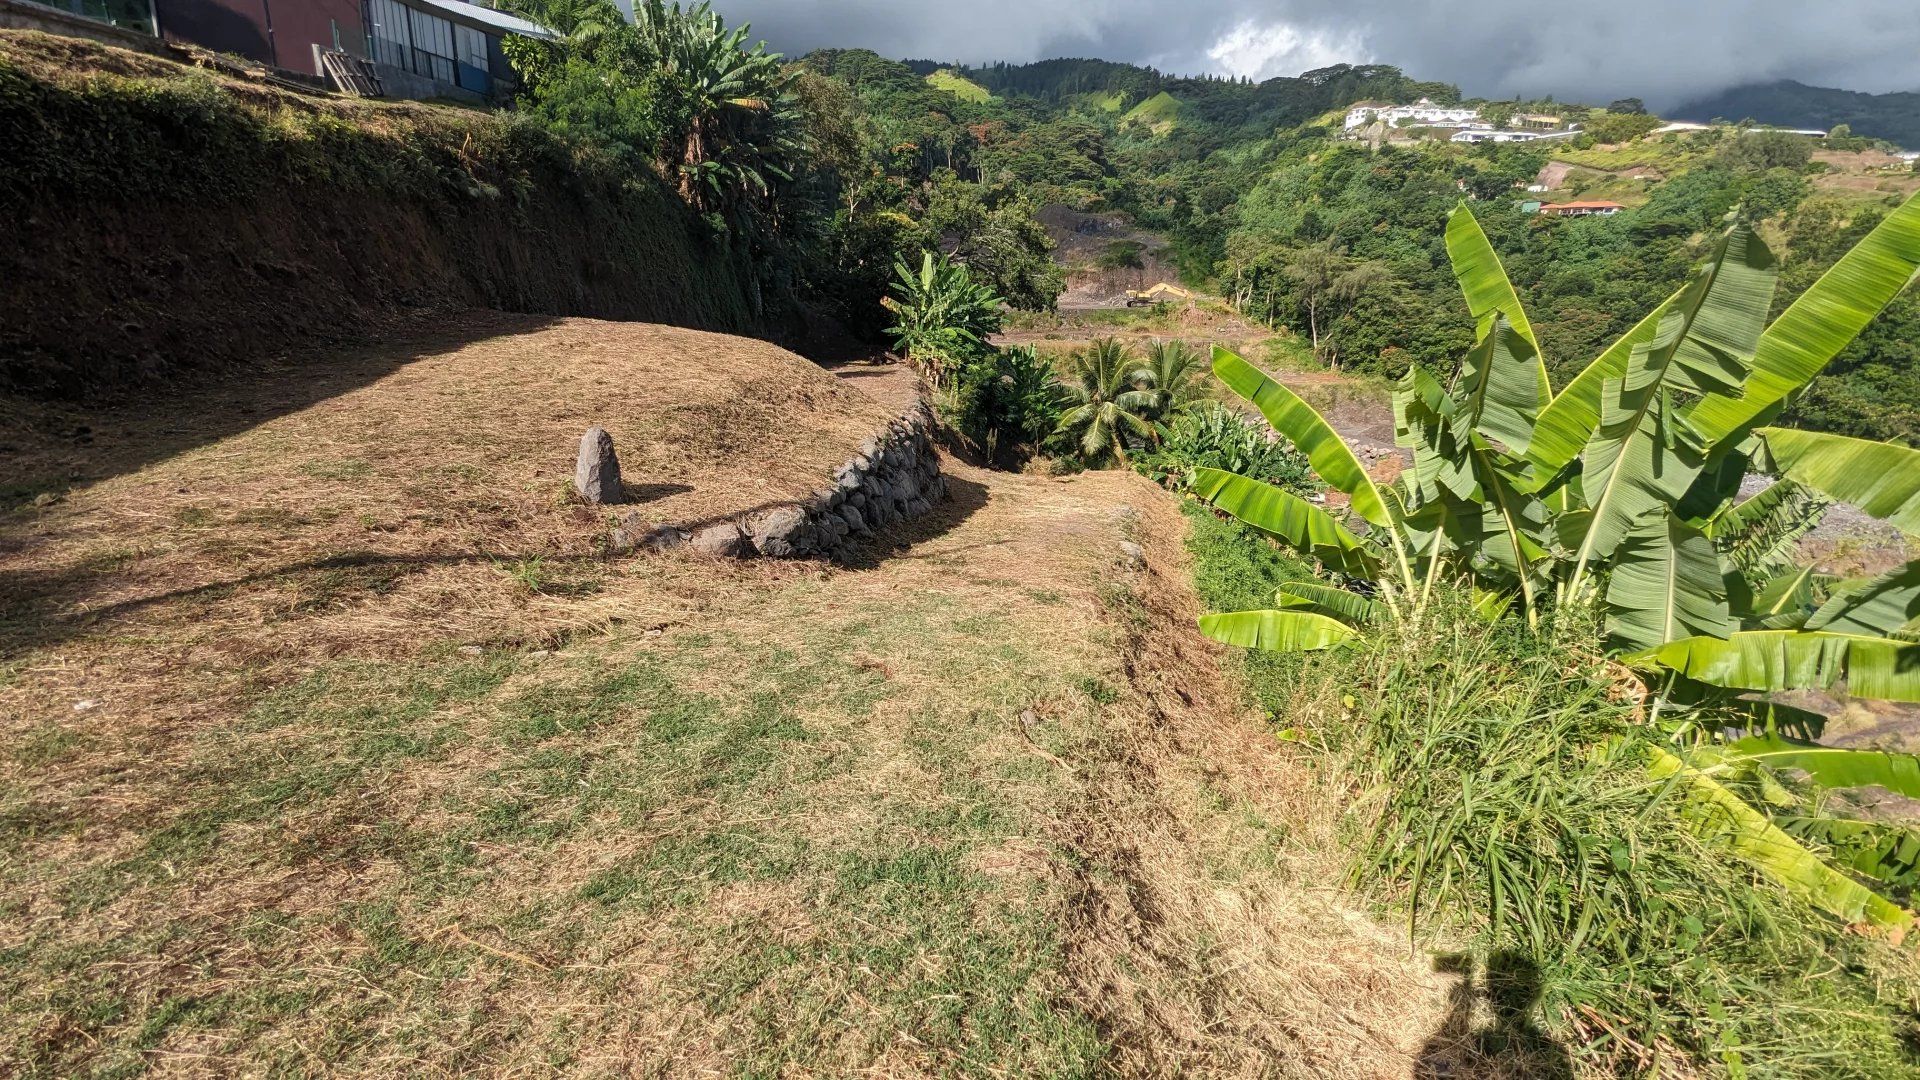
left=574, top=427, right=623, bottom=504
left=690, top=522, right=750, bottom=557
left=839, top=504, right=868, bottom=533
left=746, top=506, right=810, bottom=557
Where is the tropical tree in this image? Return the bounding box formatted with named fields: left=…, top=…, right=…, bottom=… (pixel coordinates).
left=882, top=251, right=1003, bottom=385
left=629, top=0, right=799, bottom=212
left=1130, top=339, right=1208, bottom=421
left=1193, top=191, right=1920, bottom=929
left=1054, top=338, right=1158, bottom=465
left=1281, top=243, right=1392, bottom=365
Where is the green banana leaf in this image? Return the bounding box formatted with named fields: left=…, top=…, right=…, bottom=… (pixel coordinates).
left=1632, top=630, right=1920, bottom=702
left=1395, top=366, right=1477, bottom=504
left=1689, top=191, right=1920, bottom=445
left=1806, top=561, right=1920, bottom=638
left=1197, top=609, right=1358, bottom=653
left=1781, top=815, right=1920, bottom=895
left=1525, top=290, right=1676, bottom=488
left=1750, top=565, right=1820, bottom=627
left=1574, top=226, right=1777, bottom=575
left=1708, top=480, right=1829, bottom=575
left=1606, top=514, right=1733, bottom=651
left=1212, top=347, right=1391, bottom=528
left=1275, top=581, right=1387, bottom=624
left=1759, top=427, right=1920, bottom=535
left=1457, top=318, right=1544, bottom=456
left=1725, top=733, right=1920, bottom=799
left=1445, top=202, right=1550, bottom=405
left=1189, top=467, right=1381, bottom=579
left=1649, top=745, right=1912, bottom=930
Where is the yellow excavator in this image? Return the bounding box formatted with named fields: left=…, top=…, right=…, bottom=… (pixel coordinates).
left=1125, top=282, right=1194, bottom=307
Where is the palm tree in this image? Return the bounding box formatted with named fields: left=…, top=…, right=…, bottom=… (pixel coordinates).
left=631, top=0, right=797, bottom=212
left=1131, top=339, right=1207, bottom=421
left=1055, top=338, right=1158, bottom=465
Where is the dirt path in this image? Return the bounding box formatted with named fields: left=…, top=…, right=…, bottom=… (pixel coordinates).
left=0, top=322, right=1450, bottom=1075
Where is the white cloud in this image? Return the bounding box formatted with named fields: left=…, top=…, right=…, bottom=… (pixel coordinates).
left=1204, top=20, right=1369, bottom=82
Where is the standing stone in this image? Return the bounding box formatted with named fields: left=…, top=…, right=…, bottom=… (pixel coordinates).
left=574, top=427, right=623, bottom=504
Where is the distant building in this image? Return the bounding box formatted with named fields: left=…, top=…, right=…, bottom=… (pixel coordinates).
left=1740, top=126, right=1830, bottom=138
left=1650, top=121, right=1711, bottom=135
left=1538, top=201, right=1625, bottom=217
left=1344, top=96, right=1482, bottom=131
left=1514, top=113, right=1563, bottom=129
left=1451, top=127, right=1583, bottom=144
left=5, top=0, right=554, bottom=102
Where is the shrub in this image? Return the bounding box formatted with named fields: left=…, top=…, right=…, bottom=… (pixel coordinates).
left=1133, top=404, right=1313, bottom=494
left=944, top=346, right=1062, bottom=467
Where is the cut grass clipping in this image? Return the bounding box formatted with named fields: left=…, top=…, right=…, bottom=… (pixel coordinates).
left=1180, top=502, right=1920, bottom=1076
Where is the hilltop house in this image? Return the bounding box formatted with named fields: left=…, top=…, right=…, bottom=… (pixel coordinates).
left=1451, top=127, right=1582, bottom=144
left=1344, top=97, right=1482, bottom=131
left=1538, top=200, right=1625, bottom=217
left=4, top=0, right=553, bottom=101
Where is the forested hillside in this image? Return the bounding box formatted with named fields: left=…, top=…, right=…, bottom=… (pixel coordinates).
left=797, top=51, right=1920, bottom=444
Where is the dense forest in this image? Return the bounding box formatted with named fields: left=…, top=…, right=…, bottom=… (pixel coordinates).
left=1677, top=79, right=1920, bottom=147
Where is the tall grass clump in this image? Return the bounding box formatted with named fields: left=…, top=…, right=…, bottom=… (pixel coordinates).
left=1309, top=592, right=1920, bottom=1074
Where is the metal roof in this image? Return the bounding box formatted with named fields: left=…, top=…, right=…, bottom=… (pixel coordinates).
left=402, top=0, right=560, bottom=41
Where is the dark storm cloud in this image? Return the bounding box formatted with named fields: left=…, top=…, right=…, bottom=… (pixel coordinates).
left=713, top=0, right=1920, bottom=106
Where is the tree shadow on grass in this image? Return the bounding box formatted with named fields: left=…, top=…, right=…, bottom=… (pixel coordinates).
left=1415, top=951, right=1572, bottom=1080
left=1, top=312, right=568, bottom=512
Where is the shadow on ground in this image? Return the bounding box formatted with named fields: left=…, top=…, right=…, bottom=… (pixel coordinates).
left=1414, top=952, right=1571, bottom=1079
left=0, top=312, right=567, bottom=511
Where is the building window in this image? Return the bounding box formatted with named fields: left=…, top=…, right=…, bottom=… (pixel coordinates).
left=28, top=0, right=156, bottom=34
left=365, top=0, right=464, bottom=87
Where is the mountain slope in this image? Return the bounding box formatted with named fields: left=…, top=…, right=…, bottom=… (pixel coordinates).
left=1675, top=79, right=1920, bottom=146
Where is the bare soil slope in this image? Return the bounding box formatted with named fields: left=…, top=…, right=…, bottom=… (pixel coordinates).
left=0, top=317, right=1454, bottom=1075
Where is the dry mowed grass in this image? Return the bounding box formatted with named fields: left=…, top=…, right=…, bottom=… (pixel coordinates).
left=0, top=323, right=1445, bottom=1074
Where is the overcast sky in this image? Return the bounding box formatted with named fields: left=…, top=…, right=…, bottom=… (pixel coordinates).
left=711, top=1, right=1920, bottom=107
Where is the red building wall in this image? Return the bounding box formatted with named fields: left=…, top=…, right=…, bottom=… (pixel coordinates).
left=156, top=0, right=366, bottom=74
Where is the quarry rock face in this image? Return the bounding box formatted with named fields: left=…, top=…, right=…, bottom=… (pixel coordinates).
left=635, top=401, right=947, bottom=563
left=574, top=427, right=623, bottom=504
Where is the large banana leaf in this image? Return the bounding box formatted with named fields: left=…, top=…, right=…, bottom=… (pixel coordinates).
left=1573, top=226, right=1777, bottom=578
left=1457, top=318, right=1544, bottom=456
left=1689, top=191, right=1920, bottom=445
left=1632, top=630, right=1920, bottom=702
left=1606, top=514, right=1732, bottom=651
left=1649, top=745, right=1912, bottom=930
left=1189, top=467, right=1381, bottom=578
left=1198, top=609, right=1358, bottom=652
left=1395, top=366, right=1477, bottom=504
left=1759, top=428, right=1920, bottom=535
left=1805, top=562, right=1920, bottom=639
left=1275, top=581, right=1387, bottom=624
left=1212, top=347, right=1391, bottom=528
left=1524, top=290, right=1676, bottom=488
left=1445, top=203, right=1550, bottom=405
left=1725, top=733, right=1920, bottom=799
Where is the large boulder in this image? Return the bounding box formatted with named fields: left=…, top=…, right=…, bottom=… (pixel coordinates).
left=746, top=506, right=810, bottom=557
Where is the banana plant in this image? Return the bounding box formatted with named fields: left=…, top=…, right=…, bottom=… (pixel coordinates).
left=1193, top=191, right=1920, bottom=929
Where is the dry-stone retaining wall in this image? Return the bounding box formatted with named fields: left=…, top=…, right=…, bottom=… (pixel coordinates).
left=619, top=401, right=947, bottom=560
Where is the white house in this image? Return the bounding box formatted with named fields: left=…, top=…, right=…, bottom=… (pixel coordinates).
left=1451, top=126, right=1583, bottom=144
left=1344, top=97, right=1482, bottom=131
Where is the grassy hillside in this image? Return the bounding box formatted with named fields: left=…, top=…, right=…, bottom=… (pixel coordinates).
left=925, top=67, right=992, bottom=103
left=1121, top=90, right=1182, bottom=135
